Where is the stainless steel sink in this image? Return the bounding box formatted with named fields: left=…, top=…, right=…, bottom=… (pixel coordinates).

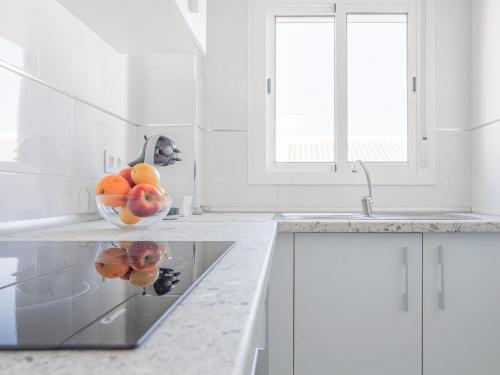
left=273, top=212, right=480, bottom=221
left=274, top=213, right=367, bottom=220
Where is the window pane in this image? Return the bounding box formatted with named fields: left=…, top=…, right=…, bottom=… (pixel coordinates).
left=275, top=16, right=335, bottom=163
left=347, top=14, right=408, bottom=162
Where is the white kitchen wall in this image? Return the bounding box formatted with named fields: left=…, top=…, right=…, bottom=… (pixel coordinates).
left=0, top=0, right=136, bottom=222
left=130, top=54, right=200, bottom=201
left=130, top=54, right=198, bottom=125
left=470, top=0, right=500, bottom=215
left=200, top=0, right=472, bottom=212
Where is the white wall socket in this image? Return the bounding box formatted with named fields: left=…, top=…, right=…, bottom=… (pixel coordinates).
left=104, top=150, right=122, bottom=174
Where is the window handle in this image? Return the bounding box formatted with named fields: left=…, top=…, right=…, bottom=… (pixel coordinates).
left=188, top=0, right=199, bottom=13
left=403, top=246, right=409, bottom=311
left=267, top=78, right=272, bottom=94
left=438, top=245, right=445, bottom=311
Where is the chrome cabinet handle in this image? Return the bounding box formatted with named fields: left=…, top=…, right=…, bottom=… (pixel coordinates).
left=438, top=245, right=445, bottom=311
left=403, top=247, right=409, bottom=312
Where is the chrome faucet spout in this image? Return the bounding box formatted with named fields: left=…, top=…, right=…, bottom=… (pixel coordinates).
left=352, top=159, right=374, bottom=216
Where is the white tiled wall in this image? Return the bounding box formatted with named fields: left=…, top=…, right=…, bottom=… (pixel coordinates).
left=471, top=0, right=500, bottom=215
left=129, top=54, right=200, bottom=204
left=0, top=0, right=484, bottom=219
left=0, top=0, right=38, bottom=75
left=132, top=55, right=197, bottom=125
left=0, top=0, right=136, bottom=222
left=199, top=0, right=473, bottom=212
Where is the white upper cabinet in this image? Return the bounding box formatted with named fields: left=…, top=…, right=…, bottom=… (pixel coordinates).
left=57, top=0, right=207, bottom=54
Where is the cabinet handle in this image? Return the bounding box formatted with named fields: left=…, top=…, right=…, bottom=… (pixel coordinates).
left=438, top=246, right=445, bottom=311
left=403, top=247, right=409, bottom=312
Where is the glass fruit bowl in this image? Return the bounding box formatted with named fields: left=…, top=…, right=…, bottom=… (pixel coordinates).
left=96, top=194, right=172, bottom=228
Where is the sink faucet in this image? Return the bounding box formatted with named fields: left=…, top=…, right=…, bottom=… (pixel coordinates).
left=352, top=160, right=373, bottom=217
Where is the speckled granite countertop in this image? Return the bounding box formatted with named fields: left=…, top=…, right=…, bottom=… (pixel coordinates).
left=168, top=211, right=500, bottom=233
left=275, top=212, right=500, bottom=233
left=0, top=218, right=277, bottom=375
left=1, top=212, right=500, bottom=375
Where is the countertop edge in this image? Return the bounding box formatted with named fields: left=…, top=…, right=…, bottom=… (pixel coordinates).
left=277, top=219, right=500, bottom=233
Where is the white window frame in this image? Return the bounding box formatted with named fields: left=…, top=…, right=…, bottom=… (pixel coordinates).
left=248, top=0, right=435, bottom=185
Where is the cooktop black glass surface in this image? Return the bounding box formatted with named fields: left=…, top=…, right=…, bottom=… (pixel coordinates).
left=0, top=240, right=234, bottom=350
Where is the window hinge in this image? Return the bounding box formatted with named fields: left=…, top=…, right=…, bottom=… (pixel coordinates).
left=332, top=163, right=337, bottom=172
left=333, top=3, right=337, bottom=14
left=412, top=77, right=417, bottom=93
left=267, top=78, right=272, bottom=94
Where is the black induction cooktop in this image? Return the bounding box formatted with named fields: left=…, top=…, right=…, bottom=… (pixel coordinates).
left=0, top=240, right=234, bottom=350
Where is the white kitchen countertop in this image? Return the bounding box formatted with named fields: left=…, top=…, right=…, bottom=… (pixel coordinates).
left=275, top=212, right=500, bottom=233
left=0, top=217, right=277, bottom=375
left=1, top=211, right=500, bottom=375
left=171, top=212, right=500, bottom=233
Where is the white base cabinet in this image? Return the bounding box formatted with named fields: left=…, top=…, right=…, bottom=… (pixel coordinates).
left=294, top=233, right=422, bottom=375
left=268, top=232, right=500, bottom=375
left=423, top=233, right=500, bottom=375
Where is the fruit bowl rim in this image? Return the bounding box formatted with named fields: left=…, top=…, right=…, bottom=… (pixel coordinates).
left=96, top=194, right=171, bottom=198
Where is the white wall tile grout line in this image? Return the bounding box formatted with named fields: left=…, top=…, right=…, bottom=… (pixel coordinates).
left=197, top=125, right=248, bottom=132
left=0, top=59, right=140, bottom=128
left=470, top=118, right=500, bottom=131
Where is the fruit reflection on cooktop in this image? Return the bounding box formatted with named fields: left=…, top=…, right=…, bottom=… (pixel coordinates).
left=95, top=241, right=175, bottom=292
left=0, top=240, right=235, bottom=349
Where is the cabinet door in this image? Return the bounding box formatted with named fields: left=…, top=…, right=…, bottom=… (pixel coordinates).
left=295, top=233, right=422, bottom=375
left=424, top=233, right=500, bottom=375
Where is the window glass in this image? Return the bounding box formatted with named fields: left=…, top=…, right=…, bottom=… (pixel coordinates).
left=347, top=14, right=408, bottom=162
left=275, top=16, right=335, bottom=163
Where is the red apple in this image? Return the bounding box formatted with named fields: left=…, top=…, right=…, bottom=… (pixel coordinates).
left=119, top=167, right=134, bottom=187
left=127, top=241, right=162, bottom=271
left=127, top=183, right=162, bottom=217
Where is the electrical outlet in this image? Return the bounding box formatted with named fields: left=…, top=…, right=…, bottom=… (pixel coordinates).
left=104, top=150, right=120, bottom=173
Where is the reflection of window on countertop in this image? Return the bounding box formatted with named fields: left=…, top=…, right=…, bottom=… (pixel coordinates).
left=0, top=61, right=21, bottom=163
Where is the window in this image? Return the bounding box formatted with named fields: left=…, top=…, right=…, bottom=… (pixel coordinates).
left=249, top=1, right=430, bottom=185
left=275, top=16, right=335, bottom=163
left=347, top=14, right=408, bottom=162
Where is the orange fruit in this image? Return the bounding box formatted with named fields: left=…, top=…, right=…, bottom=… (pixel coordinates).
left=96, top=247, right=127, bottom=263
left=130, top=267, right=160, bottom=287
left=119, top=207, right=141, bottom=225
left=96, top=175, right=131, bottom=207
left=95, top=247, right=129, bottom=278
left=131, top=163, right=160, bottom=186
left=120, top=267, right=133, bottom=280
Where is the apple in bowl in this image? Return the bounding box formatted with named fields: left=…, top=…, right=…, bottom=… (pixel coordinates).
left=118, top=167, right=135, bottom=187
left=127, top=183, right=163, bottom=217
left=127, top=241, right=162, bottom=271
